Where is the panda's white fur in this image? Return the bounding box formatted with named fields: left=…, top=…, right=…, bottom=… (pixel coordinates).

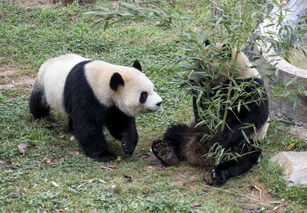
left=33, top=54, right=162, bottom=117
left=34, top=54, right=87, bottom=113
left=85, top=60, right=161, bottom=117
left=230, top=49, right=260, bottom=79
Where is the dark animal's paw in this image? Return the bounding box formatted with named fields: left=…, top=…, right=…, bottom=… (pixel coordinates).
left=89, top=151, right=116, bottom=162
left=152, top=139, right=179, bottom=166
left=122, top=141, right=136, bottom=155
left=203, top=167, right=228, bottom=186
left=203, top=170, right=214, bottom=186
left=211, top=168, right=228, bottom=186
left=151, top=139, right=165, bottom=155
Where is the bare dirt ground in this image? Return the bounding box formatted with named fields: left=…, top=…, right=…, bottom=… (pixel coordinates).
left=4, top=0, right=56, bottom=8
left=140, top=152, right=289, bottom=212
left=5, top=0, right=96, bottom=7
left=0, top=66, right=34, bottom=90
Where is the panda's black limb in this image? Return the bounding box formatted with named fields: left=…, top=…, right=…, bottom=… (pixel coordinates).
left=152, top=124, right=193, bottom=166
left=211, top=148, right=261, bottom=186
left=29, top=87, right=50, bottom=119
left=163, top=124, right=192, bottom=157
left=152, top=139, right=180, bottom=166
left=105, top=106, right=138, bottom=155
left=67, top=117, right=73, bottom=132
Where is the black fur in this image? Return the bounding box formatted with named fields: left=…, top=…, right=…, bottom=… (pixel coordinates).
left=64, top=60, right=138, bottom=162
left=139, top=91, right=148, bottom=104
left=211, top=148, right=261, bottom=186
left=194, top=78, right=269, bottom=149
left=29, top=88, right=50, bottom=119
left=204, top=39, right=211, bottom=46
left=162, top=124, right=193, bottom=159
left=153, top=77, right=268, bottom=186
left=110, top=72, right=124, bottom=91
left=132, top=60, right=142, bottom=71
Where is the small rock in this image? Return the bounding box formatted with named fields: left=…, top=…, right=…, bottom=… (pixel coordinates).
left=17, top=143, right=27, bottom=155
left=0, top=160, right=10, bottom=168
left=271, top=152, right=307, bottom=186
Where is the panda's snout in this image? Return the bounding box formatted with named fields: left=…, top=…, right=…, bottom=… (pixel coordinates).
left=156, top=101, right=162, bottom=107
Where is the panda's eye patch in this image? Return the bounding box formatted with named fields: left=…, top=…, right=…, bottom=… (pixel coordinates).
left=139, top=91, right=148, bottom=104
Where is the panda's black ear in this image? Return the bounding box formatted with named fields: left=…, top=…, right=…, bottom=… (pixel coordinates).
left=132, top=60, right=142, bottom=71
left=110, top=72, right=125, bottom=91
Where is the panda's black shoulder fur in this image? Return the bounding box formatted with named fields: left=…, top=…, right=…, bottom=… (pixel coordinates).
left=63, top=60, right=138, bottom=162
left=64, top=60, right=94, bottom=114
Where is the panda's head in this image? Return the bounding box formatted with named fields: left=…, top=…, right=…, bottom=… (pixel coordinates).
left=189, top=40, right=259, bottom=82
left=110, top=60, right=162, bottom=117
left=213, top=41, right=260, bottom=79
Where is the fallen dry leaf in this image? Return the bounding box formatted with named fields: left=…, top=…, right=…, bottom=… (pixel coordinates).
left=137, top=153, right=152, bottom=159
left=101, top=163, right=118, bottom=170
left=42, top=157, right=52, bottom=164
left=191, top=203, right=201, bottom=209
left=70, top=150, right=80, bottom=155
left=77, top=179, right=106, bottom=188
left=51, top=181, right=60, bottom=187
left=42, top=157, right=66, bottom=164
left=171, top=180, right=185, bottom=186
left=51, top=157, right=66, bottom=164
left=123, top=174, right=132, bottom=182
left=17, top=143, right=27, bottom=155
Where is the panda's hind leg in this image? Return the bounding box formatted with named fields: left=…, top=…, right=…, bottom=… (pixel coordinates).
left=152, top=139, right=180, bottom=166
left=152, top=124, right=191, bottom=166
left=72, top=111, right=116, bottom=162
left=29, top=87, right=50, bottom=119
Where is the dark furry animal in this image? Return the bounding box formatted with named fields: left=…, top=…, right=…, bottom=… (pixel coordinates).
left=152, top=123, right=262, bottom=186
left=152, top=43, right=269, bottom=186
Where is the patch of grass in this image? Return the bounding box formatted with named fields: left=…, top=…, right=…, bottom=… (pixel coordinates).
left=0, top=1, right=306, bottom=212
left=259, top=159, right=307, bottom=206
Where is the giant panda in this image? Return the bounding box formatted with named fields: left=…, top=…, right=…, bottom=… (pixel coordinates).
left=152, top=42, right=269, bottom=186
left=30, top=54, right=162, bottom=162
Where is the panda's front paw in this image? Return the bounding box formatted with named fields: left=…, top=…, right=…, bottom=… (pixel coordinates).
left=122, top=141, right=136, bottom=155
left=89, top=151, right=116, bottom=162
left=211, top=168, right=228, bottom=186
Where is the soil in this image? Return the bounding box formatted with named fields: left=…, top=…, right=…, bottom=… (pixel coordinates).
left=5, top=0, right=95, bottom=8
left=6, top=0, right=56, bottom=8
left=0, top=66, right=35, bottom=90
left=145, top=151, right=291, bottom=211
